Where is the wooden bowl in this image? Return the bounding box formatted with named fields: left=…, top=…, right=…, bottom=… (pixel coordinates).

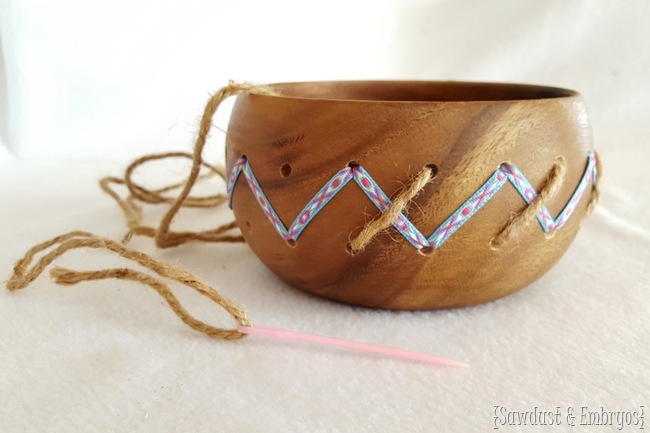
left=225, top=81, right=597, bottom=310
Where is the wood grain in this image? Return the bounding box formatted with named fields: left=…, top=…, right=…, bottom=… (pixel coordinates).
left=225, top=81, right=596, bottom=310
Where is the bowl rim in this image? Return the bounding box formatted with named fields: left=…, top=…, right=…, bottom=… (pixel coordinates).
left=251, top=80, right=580, bottom=105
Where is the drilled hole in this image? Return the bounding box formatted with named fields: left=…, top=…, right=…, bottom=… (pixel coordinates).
left=280, top=163, right=292, bottom=177
left=286, top=239, right=297, bottom=248
left=245, top=221, right=251, bottom=230
left=347, top=160, right=360, bottom=168
left=488, top=238, right=501, bottom=250
left=418, top=246, right=434, bottom=256
left=425, top=163, right=439, bottom=179
left=497, top=161, right=510, bottom=169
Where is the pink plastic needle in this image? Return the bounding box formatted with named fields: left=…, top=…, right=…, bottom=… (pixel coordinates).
left=238, top=325, right=467, bottom=367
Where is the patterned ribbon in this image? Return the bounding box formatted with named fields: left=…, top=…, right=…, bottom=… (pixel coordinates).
left=227, top=151, right=598, bottom=250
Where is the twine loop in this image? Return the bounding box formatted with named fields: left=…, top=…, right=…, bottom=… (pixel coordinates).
left=100, top=81, right=278, bottom=246
left=6, top=81, right=276, bottom=341
left=491, top=156, right=567, bottom=249
left=490, top=153, right=601, bottom=249
left=348, top=165, right=436, bottom=254
left=6, top=231, right=251, bottom=339
left=154, top=82, right=277, bottom=248
left=347, top=152, right=601, bottom=254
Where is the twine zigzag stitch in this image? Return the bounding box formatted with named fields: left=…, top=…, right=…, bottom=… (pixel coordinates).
left=227, top=151, right=598, bottom=251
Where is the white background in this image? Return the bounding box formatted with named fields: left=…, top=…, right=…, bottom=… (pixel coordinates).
left=1, top=0, right=648, bottom=160
left=1, top=1, right=649, bottom=432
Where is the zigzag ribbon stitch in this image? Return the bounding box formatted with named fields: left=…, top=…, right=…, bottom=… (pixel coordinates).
left=227, top=151, right=598, bottom=250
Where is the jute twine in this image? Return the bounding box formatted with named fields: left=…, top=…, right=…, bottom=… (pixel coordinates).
left=6, top=81, right=276, bottom=340
left=7, top=231, right=250, bottom=340
left=5, top=80, right=602, bottom=341
left=490, top=154, right=602, bottom=248
left=349, top=153, right=601, bottom=253
left=490, top=156, right=568, bottom=249
left=100, top=152, right=241, bottom=244
left=347, top=165, right=437, bottom=254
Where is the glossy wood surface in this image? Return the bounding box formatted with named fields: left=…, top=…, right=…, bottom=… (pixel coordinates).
left=226, top=81, right=595, bottom=309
